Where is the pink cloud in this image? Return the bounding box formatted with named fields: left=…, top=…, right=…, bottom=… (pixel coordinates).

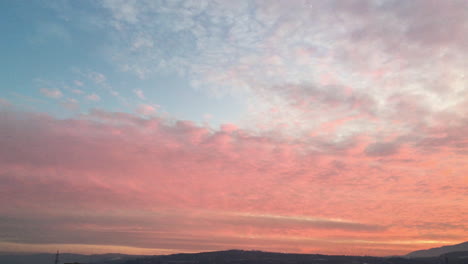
left=0, top=109, right=466, bottom=255
left=86, top=93, right=101, bottom=102
left=135, top=104, right=156, bottom=116
left=220, top=123, right=238, bottom=133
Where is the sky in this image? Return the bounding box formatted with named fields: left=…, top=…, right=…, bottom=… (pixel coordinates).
left=0, top=0, right=467, bottom=257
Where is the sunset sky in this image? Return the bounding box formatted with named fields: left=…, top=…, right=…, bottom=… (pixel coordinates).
left=1, top=0, right=467, bottom=257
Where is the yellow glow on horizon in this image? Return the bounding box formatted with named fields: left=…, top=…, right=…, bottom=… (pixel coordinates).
left=0, top=242, right=184, bottom=255
left=230, top=211, right=356, bottom=224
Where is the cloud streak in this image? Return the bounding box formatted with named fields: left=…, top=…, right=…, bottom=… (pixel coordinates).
left=40, top=88, right=63, bottom=99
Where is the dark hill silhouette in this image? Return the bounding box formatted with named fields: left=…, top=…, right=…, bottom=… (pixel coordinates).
left=406, top=241, right=468, bottom=258
left=121, top=250, right=438, bottom=264
left=0, top=253, right=143, bottom=264
left=4, top=246, right=468, bottom=264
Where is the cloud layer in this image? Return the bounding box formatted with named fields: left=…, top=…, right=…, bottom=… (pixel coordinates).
left=90, top=0, right=468, bottom=138
left=0, top=108, right=466, bottom=255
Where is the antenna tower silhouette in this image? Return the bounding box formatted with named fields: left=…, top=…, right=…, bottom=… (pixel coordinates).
left=54, top=250, right=59, bottom=264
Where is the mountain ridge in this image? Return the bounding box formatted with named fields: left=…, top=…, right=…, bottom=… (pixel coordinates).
left=406, top=241, right=468, bottom=258
left=2, top=243, right=468, bottom=264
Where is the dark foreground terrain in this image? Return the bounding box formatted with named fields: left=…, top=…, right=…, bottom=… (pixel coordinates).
left=2, top=249, right=467, bottom=264
left=122, top=250, right=468, bottom=264
left=0, top=253, right=141, bottom=264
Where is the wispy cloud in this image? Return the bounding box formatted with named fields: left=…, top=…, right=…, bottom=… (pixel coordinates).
left=86, top=93, right=101, bottom=102
left=94, top=0, right=467, bottom=138
left=40, top=88, right=63, bottom=99
left=72, top=89, right=84, bottom=95
left=134, top=89, right=145, bottom=100
left=61, top=98, right=80, bottom=111
left=88, top=71, right=106, bottom=84
left=135, top=104, right=156, bottom=116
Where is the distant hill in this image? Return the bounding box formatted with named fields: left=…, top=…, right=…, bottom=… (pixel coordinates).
left=5, top=248, right=468, bottom=264
left=406, top=241, right=468, bottom=258
left=120, top=249, right=440, bottom=264
left=0, top=253, right=144, bottom=264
